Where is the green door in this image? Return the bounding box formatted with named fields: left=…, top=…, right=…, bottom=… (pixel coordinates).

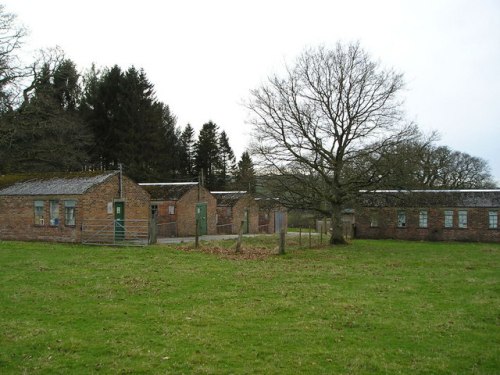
left=243, top=209, right=249, bottom=234
left=196, top=203, right=207, bottom=235
left=114, top=201, right=125, bottom=241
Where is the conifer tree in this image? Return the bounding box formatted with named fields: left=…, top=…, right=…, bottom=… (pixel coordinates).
left=179, top=123, right=195, bottom=178
left=217, top=130, right=236, bottom=189
left=234, top=151, right=256, bottom=193
left=194, top=121, right=220, bottom=189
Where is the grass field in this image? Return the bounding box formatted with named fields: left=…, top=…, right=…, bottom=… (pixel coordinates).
left=0, top=237, right=499, bottom=374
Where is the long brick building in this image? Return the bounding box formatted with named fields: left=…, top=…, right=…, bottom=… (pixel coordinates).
left=355, top=190, right=500, bottom=242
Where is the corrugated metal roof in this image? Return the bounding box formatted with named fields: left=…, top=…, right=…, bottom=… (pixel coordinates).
left=0, top=172, right=118, bottom=196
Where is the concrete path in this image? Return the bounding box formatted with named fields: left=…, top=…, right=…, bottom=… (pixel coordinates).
left=157, top=233, right=261, bottom=244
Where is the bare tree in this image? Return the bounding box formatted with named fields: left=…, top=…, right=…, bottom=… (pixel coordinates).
left=247, top=42, right=416, bottom=244
left=374, top=133, right=496, bottom=189
left=0, top=4, right=28, bottom=112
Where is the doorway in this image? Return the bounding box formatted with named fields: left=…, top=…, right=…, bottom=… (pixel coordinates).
left=114, top=201, right=125, bottom=241
left=196, top=203, right=208, bottom=235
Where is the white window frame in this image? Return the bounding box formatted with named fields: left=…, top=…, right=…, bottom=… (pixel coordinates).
left=444, top=210, right=453, bottom=228
left=64, top=200, right=76, bottom=226
left=419, top=210, right=428, bottom=228
left=49, top=200, right=60, bottom=226
left=397, top=211, right=406, bottom=228
left=489, top=211, right=498, bottom=229
left=34, top=200, right=45, bottom=226
left=168, top=205, right=175, bottom=215
left=458, top=210, right=468, bottom=229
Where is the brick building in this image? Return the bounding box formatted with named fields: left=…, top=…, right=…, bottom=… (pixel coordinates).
left=211, top=191, right=260, bottom=234
left=355, top=190, right=500, bottom=242
left=140, top=182, right=216, bottom=237
left=0, top=171, right=150, bottom=243
left=256, top=197, right=288, bottom=234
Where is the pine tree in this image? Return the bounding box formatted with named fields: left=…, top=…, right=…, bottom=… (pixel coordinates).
left=80, top=65, right=178, bottom=180
left=234, top=151, right=256, bottom=193
left=217, top=130, right=236, bottom=189
left=179, top=123, right=195, bottom=178
left=194, top=121, right=220, bottom=189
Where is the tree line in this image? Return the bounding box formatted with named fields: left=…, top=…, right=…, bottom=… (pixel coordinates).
left=0, top=6, right=255, bottom=191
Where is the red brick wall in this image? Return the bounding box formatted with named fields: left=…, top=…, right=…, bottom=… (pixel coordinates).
left=152, top=200, right=178, bottom=237
left=215, top=195, right=260, bottom=234
left=233, top=195, right=260, bottom=234
left=80, top=175, right=150, bottom=241
left=216, top=206, right=233, bottom=234
left=0, top=194, right=81, bottom=242
left=176, top=186, right=217, bottom=237
left=356, top=207, right=500, bottom=242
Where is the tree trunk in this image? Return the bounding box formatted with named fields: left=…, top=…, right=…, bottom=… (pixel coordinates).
left=330, top=205, right=347, bottom=245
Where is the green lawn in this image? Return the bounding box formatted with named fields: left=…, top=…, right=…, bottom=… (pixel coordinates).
left=0, top=238, right=499, bottom=374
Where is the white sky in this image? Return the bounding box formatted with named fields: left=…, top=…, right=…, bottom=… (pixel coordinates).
left=4, top=0, right=500, bottom=183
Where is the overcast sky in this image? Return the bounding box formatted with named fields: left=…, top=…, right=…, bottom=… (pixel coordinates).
left=4, top=0, right=500, bottom=183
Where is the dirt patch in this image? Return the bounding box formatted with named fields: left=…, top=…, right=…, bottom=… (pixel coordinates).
left=179, top=245, right=280, bottom=260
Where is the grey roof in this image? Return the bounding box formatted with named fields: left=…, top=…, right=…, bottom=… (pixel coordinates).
left=360, top=190, right=500, bottom=208
left=0, top=172, right=117, bottom=196
left=211, top=191, right=248, bottom=207
left=140, top=183, right=199, bottom=200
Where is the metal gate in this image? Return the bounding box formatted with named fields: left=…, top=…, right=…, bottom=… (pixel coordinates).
left=81, top=219, right=150, bottom=246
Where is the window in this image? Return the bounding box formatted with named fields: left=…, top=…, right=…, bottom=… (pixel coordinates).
left=489, top=211, right=498, bottom=229
left=397, top=211, right=406, bottom=228
left=444, top=210, right=453, bottom=228
left=49, top=200, right=59, bottom=226
left=64, top=200, right=76, bottom=226
left=458, top=210, right=468, bottom=228
left=370, top=212, right=379, bottom=227
left=151, top=204, right=158, bottom=219
left=168, top=205, right=175, bottom=215
left=419, top=210, right=428, bottom=228
left=34, top=201, right=45, bottom=225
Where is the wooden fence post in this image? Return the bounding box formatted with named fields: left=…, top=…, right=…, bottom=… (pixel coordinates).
left=279, top=227, right=285, bottom=255
left=236, top=220, right=245, bottom=253
left=299, top=227, right=302, bottom=247
left=149, top=217, right=157, bottom=245
left=309, top=226, right=312, bottom=248
left=195, top=218, right=199, bottom=248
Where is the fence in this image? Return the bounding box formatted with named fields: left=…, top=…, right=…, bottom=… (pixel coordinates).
left=156, top=221, right=177, bottom=238
left=258, top=224, right=270, bottom=233
left=216, top=223, right=234, bottom=234
left=81, top=219, right=150, bottom=246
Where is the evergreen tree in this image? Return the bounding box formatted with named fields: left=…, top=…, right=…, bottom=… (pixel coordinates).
left=217, top=130, right=236, bottom=189
left=179, top=123, right=195, bottom=178
left=234, top=151, right=256, bottom=193
left=53, top=59, right=80, bottom=111
left=80, top=65, right=178, bottom=180
left=194, top=121, right=220, bottom=189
